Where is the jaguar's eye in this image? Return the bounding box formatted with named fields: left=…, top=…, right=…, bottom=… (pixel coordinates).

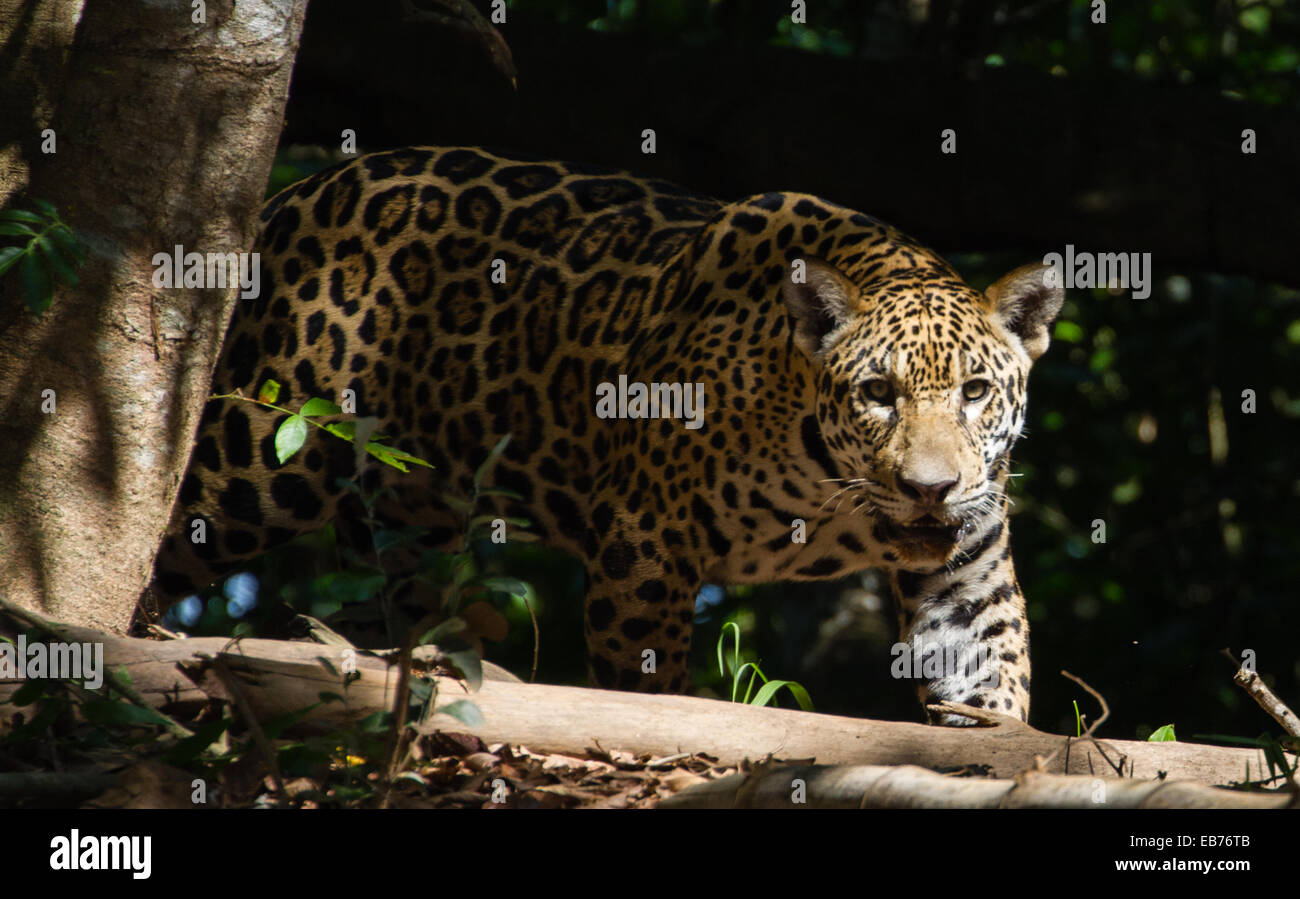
left=862, top=379, right=895, bottom=404
left=962, top=379, right=990, bottom=402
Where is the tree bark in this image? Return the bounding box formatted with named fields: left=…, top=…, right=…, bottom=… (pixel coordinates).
left=0, top=0, right=308, bottom=632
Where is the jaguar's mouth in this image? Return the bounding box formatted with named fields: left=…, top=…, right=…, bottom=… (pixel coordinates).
left=882, top=514, right=971, bottom=550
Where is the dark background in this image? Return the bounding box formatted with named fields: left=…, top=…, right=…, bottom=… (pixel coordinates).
left=215, top=0, right=1300, bottom=744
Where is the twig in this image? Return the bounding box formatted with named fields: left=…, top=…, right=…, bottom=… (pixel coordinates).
left=1037, top=671, right=1127, bottom=776
left=1221, top=648, right=1300, bottom=736
left=378, top=608, right=441, bottom=808
left=522, top=592, right=539, bottom=683
left=925, top=701, right=1020, bottom=727
left=1061, top=670, right=1110, bottom=733
left=201, top=653, right=286, bottom=802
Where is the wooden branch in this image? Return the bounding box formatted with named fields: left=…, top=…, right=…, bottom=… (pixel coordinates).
left=658, top=764, right=1295, bottom=809
left=1, top=623, right=1291, bottom=789
left=1232, top=666, right=1300, bottom=737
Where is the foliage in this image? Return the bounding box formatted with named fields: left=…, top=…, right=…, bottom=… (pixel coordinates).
left=166, top=386, right=545, bottom=733
left=0, top=623, right=466, bottom=808
left=0, top=199, right=85, bottom=316
left=1147, top=724, right=1177, bottom=742
left=25, top=400, right=545, bottom=807
left=532, top=0, right=1300, bottom=107
left=213, top=379, right=434, bottom=473
left=714, top=621, right=814, bottom=711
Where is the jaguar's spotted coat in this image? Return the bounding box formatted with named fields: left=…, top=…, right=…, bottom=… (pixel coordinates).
left=154, top=146, right=1063, bottom=724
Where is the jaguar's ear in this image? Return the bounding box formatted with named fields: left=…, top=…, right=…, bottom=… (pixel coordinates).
left=781, top=257, right=862, bottom=358
left=985, top=262, right=1065, bottom=361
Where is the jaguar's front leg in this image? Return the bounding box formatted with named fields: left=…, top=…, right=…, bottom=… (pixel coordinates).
left=582, top=540, right=696, bottom=694
left=891, top=522, right=1031, bottom=726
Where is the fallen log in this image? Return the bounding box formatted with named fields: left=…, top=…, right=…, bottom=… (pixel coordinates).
left=658, top=763, right=1295, bottom=809
left=0, top=620, right=1290, bottom=789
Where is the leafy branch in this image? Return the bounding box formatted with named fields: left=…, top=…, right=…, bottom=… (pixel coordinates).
left=0, top=199, right=86, bottom=316
left=211, top=379, right=434, bottom=472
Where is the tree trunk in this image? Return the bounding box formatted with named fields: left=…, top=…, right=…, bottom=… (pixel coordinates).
left=0, top=0, right=309, bottom=632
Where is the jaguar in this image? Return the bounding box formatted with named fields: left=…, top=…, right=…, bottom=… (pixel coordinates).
left=152, top=146, right=1063, bottom=725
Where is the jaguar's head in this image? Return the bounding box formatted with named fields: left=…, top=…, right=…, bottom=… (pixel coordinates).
left=784, top=258, right=1063, bottom=564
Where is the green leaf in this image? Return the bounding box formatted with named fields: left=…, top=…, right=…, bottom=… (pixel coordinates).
left=359, top=710, right=392, bottom=734
left=275, top=414, right=309, bottom=463
left=437, top=699, right=484, bottom=727
left=257, top=379, right=281, bottom=404
left=299, top=397, right=343, bottom=417
left=310, top=570, right=386, bottom=607
left=0, top=222, right=37, bottom=237
left=478, top=576, right=530, bottom=598
left=0, top=245, right=25, bottom=276
left=473, top=434, right=512, bottom=492
left=372, top=526, right=425, bottom=553
left=408, top=678, right=434, bottom=705
left=1147, top=724, right=1177, bottom=742
left=364, top=447, right=409, bottom=472
left=29, top=198, right=57, bottom=217
left=0, top=208, right=44, bottom=225
left=441, top=646, right=483, bottom=691
left=749, top=679, right=814, bottom=711
left=46, top=225, right=85, bottom=263
left=419, top=617, right=467, bottom=645
left=366, top=443, right=434, bottom=471
left=162, top=719, right=230, bottom=764
left=474, top=487, right=524, bottom=501
left=440, top=496, right=475, bottom=516
left=37, top=236, right=78, bottom=286
left=18, top=250, right=53, bottom=315
left=81, top=698, right=175, bottom=728
left=324, top=420, right=354, bottom=441
left=716, top=621, right=742, bottom=679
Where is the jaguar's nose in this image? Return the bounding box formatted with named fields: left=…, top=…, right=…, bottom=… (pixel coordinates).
left=897, top=474, right=958, bottom=506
